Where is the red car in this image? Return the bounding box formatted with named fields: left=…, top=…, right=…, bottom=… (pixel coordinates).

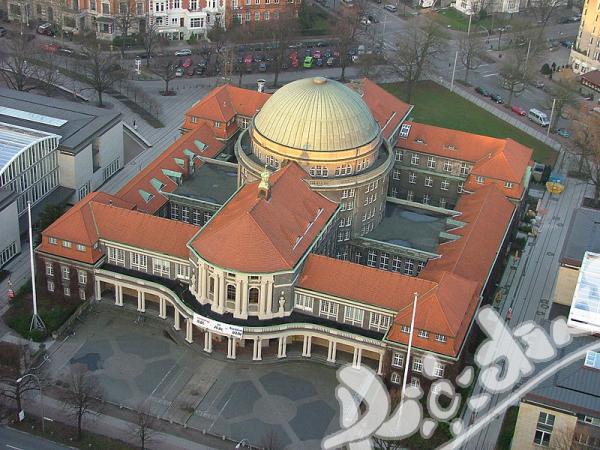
left=290, top=58, right=299, bottom=68
left=244, top=54, right=253, bottom=64
left=289, top=50, right=298, bottom=60
left=181, top=57, right=193, bottom=68
left=511, top=105, right=526, bottom=116
left=41, top=43, right=59, bottom=53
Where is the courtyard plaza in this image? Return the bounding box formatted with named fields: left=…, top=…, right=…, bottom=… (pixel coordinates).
left=44, top=301, right=342, bottom=449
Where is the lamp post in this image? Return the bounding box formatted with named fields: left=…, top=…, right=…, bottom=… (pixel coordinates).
left=547, top=98, right=556, bottom=136
left=400, top=292, right=418, bottom=404
left=16, top=373, right=45, bottom=433
left=27, top=201, right=46, bottom=332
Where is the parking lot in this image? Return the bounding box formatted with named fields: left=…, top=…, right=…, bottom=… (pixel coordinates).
left=45, top=303, right=341, bottom=448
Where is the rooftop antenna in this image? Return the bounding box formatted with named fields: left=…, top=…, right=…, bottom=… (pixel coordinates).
left=28, top=201, right=46, bottom=332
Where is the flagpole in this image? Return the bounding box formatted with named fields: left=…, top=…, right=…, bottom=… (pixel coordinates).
left=400, top=292, right=418, bottom=404
left=28, top=201, right=45, bottom=332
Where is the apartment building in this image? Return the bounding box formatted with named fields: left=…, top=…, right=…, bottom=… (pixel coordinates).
left=571, top=0, right=600, bottom=74
left=149, top=0, right=225, bottom=40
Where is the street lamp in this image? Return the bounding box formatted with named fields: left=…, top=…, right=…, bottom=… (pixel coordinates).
left=16, top=373, right=45, bottom=433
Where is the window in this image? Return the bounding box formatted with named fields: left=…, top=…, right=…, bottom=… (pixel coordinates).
left=408, top=172, right=416, bottom=184
left=62, top=266, right=70, bottom=280
left=181, top=206, right=189, bottom=223
left=64, top=286, right=71, bottom=297
left=214, top=121, right=221, bottom=128
left=457, top=181, right=464, bottom=193
left=422, top=194, right=430, bottom=205
left=344, top=306, right=364, bottom=326
left=341, top=189, right=355, bottom=199
left=534, top=412, right=555, bottom=447
left=131, top=253, right=147, bottom=271
left=410, top=378, right=420, bottom=388
left=443, top=160, right=452, bottom=172
left=370, top=313, right=391, bottom=332
left=417, top=329, right=429, bottom=339
left=62, top=240, right=72, bottom=248
left=254, top=11, right=260, bottom=20
left=392, top=256, right=401, bottom=272
left=417, top=260, right=425, bottom=274
left=78, top=270, right=87, bottom=284
left=176, top=263, right=190, bottom=280
left=309, top=166, right=328, bottom=177
left=436, top=334, right=447, bottom=343
left=153, top=258, right=170, bottom=277
left=427, top=156, right=436, bottom=169
left=46, top=262, right=54, bottom=276
left=395, top=149, right=404, bottom=161
left=102, top=2, right=109, bottom=13
left=319, top=300, right=339, bottom=320
left=433, top=363, right=445, bottom=378
left=406, top=190, right=414, bottom=202
left=367, top=251, right=377, bottom=267
left=47, top=281, right=54, bottom=293
left=335, top=165, right=352, bottom=176
left=108, top=247, right=125, bottom=265
left=170, top=203, right=180, bottom=220
left=392, top=169, right=401, bottom=180
left=79, top=287, right=86, bottom=300
left=404, top=259, right=414, bottom=276
left=440, top=179, right=449, bottom=191
left=49, top=237, right=58, bottom=245
left=476, top=176, right=485, bottom=184
left=392, top=352, right=404, bottom=367
left=76, top=244, right=86, bottom=252
left=379, top=253, right=389, bottom=270
left=226, top=284, right=236, bottom=301
left=401, top=325, right=410, bottom=333
left=295, top=293, right=314, bottom=311
left=439, top=197, right=447, bottom=209
left=412, top=358, right=423, bottom=372
left=390, top=372, right=401, bottom=384
left=460, top=162, right=469, bottom=175
left=411, top=154, right=420, bottom=165
left=504, top=181, right=513, bottom=189
left=424, top=176, right=433, bottom=187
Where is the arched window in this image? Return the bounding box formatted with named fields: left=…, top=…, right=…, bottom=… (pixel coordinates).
left=208, top=277, right=215, bottom=299
left=227, top=284, right=236, bottom=301
left=249, top=288, right=259, bottom=304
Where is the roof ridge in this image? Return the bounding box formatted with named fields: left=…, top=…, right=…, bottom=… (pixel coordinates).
left=245, top=210, right=292, bottom=267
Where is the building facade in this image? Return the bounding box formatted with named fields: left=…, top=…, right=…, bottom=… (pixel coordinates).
left=149, top=0, right=225, bottom=40
left=37, top=77, right=533, bottom=390
left=571, top=0, right=600, bottom=74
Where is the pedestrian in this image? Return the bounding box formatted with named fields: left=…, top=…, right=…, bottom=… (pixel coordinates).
left=133, top=119, right=137, bottom=130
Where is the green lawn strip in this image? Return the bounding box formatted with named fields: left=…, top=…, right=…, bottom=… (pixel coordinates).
left=11, top=415, right=136, bottom=450
left=382, top=81, right=558, bottom=165
left=497, top=405, right=519, bottom=450
left=433, top=9, right=508, bottom=33
left=3, top=280, right=79, bottom=342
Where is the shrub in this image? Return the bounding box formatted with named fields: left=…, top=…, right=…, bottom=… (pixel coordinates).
left=541, top=63, right=552, bottom=75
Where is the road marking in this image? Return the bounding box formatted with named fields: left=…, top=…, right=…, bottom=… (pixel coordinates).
left=7, top=445, right=24, bottom=450
left=482, top=73, right=498, bottom=77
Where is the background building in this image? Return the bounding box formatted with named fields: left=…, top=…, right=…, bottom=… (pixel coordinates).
left=149, top=0, right=225, bottom=40
left=571, top=0, right=600, bottom=74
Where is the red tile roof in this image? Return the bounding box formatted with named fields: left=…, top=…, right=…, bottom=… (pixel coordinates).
left=116, top=123, right=225, bottom=213
left=38, top=193, right=198, bottom=264
left=356, top=79, right=412, bottom=141
left=297, top=254, right=437, bottom=311
left=191, top=162, right=338, bottom=273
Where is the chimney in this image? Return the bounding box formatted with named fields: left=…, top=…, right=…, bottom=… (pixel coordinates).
left=257, top=79, right=266, bottom=93
left=258, top=165, right=271, bottom=200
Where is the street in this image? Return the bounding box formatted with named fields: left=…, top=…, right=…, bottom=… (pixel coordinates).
left=0, top=426, right=73, bottom=450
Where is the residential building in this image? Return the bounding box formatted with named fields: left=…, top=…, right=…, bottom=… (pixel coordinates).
left=226, top=0, right=300, bottom=27
left=571, top=0, right=600, bottom=74
left=149, top=0, right=225, bottom=40
left=36, top=77, right=533, bottom=389
left=0, top=88, right=124, bottom=208
left=454, top=0, right=519, bottom=16
left=0, top=188, right=20, bottom=269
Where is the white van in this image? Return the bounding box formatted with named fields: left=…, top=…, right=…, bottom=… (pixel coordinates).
left=528, top=108, right=549, bottom=127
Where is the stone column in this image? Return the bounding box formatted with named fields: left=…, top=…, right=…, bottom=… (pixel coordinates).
left=159, top=296, right=167, bottom=319
left=266, top=280, right=273, bottom=316
left=185, top=318, right=193, bottom=343
left=302, top=335, right=312, bottom=357
left=377, top=352, right=384, bottom=375
left=227, top=337, right=237, bottom=359
left=327, top=341, right=337, bottom=363
left=140, top=291, right=146, bottom=312
left=253, top=338, right=262, bottom=361
left=95, top=279, right=101, bottom=301
left=219, top=273, right=226, bottom=311
left=353, top=347, right=362, bottom=368
left=259, top=280, right=267, bottom=317
left=137, top=291, right=143, bottom=312
left=277, top=336, right=287, bottom=358
left=115, top=285, right=123, bottom=306
left=174, top=309, right=181, bottom=331
left=204, top=331, right=212, bottom=353
left=235, top=278, right=243, bottom=317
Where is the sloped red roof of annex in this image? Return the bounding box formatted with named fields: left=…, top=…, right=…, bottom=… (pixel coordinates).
left=117, top=123, right=225, bottom=213
left=297, top=254, right=437, bottom=311
left=191, top=162, right=337, bottom=273
left=185, top=84, right=270, bottom=123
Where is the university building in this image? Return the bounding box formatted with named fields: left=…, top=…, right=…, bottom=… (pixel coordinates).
left=37, top=77, right=533, bottom=389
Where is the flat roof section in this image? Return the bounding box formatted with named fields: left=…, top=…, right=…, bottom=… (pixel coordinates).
left=560, top=207, right=600, bottom=268
left=366, top=202, right=448, bottom=253
left=172, top=162, right=239, bottom=205
left=0, top=122, right=60, bottom=176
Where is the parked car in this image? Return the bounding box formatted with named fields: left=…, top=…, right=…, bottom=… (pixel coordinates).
left=290, top=58, right=299, bottom=68
left=58, top=46, right=74, bottom=56
left=186, top=67, right=195, bottom=77
left=316, top=58, right=324, bottom=67
left=174, top=48, right=192, bottom=56
left=317, top=41, right=329, bottom=47
left=490, top=93, right=504, bottom=104
left=369, top=14, right=379, bottom=23
left=258, top=62, right=267, bottom=72
left=533, top=80, right=545, bottom=89
left=40, top=43, right=58, bottom=53
left=323, top=49, right=332, bottom=58
left=0, top=26, right=7, bottom=37
left=511, top=105, right=526, bottom=116
left=559, top=40, right=573, bottom=48
left=245, top=62, right=253, bottom=73
left=288, top=42, right=303, bottom=49
left=303, top=56, right=313, bottom=68
left=194, top=65, right=205, bottom=76
left=326, top=57, right=335, bottom=67
left=475, top=86, right=490, bottom=96
left=384, top=4, right=397, bottom=12
left=361, top=16, right=371, bottom=25
left=175, top=67, right=185, bottom=77
left=556, top=128, right=571, bottom=138
left=304, top=48, right=312, bottom=57
left=313, top=50, right=322, bottom=59
left=181, top=57, right=193, bottom=68
left=244, top=54, right=253, bottom=64
left=37, top=23, right=54, bottom=36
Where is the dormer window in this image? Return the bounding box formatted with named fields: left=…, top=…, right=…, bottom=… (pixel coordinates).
left=504, top=181, right=513, bottom=189
left=214, top=121, right=221, bottom=128
left=476, top=176, right=485, bottom=184
left=191, top=116, right=198, bottom=123
left=49, top=237, right=58, bottom=245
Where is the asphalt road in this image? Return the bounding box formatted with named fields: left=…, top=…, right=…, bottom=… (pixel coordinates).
left=0, top=426, right=73, bottom=450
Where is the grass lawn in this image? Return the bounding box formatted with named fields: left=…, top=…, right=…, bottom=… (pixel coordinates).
left=497, top=406, right=519, bottom=450
left=3, top=280, right=80, bottom=342
left=432, top=8, right=509, bottom=33
left=382, top=81, right=558, bottom=165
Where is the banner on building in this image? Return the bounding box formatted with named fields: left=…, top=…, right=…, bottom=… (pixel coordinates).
left=192, top=313, right=244, bottom=339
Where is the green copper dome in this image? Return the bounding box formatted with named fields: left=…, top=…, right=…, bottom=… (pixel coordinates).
left=253, top=77, right=380, bottom=152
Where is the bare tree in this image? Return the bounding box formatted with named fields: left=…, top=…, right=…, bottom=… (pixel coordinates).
left=530, top=0, right=563, bottom=39
left=498, top=37, right=537, bottom=106
left=388, top=19, right=447, bottom=103
left=459, top=33, right=484, bottom=83
left=266, top=8, right=299, bottom=88
left=545, top=79, right=578, bottom=131
left=36, top=51, right=63, bottom=96
left=151, top=58, right=178, bottom=95
left=80, top=34, right=124, bottom=106
left=62, top=369, right=103, bottom=441
left=0, top=34, right=40, bottom=91
left=207, top=19, right=227, bottom=75
left=333, top=3, right=364, bottom=82
left=141, top=18, right=160, bottom=67
left=114, top=0, right=136, bottom=58
left=572, top=111, right=600, bottom=205
left=131, top=401, right=156, bottom=450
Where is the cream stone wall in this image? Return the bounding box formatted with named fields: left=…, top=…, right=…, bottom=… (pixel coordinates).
left=553, top=266, right=579, bottom=306
left=511, top=402, right=577, bottom=450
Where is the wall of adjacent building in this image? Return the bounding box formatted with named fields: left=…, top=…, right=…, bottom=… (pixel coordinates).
left=0, top=199, right=21, bottom=269
left=553, top=265, right=579, bottom=306
left=571, top=0, right=600, bottom=74
left=511, top=401, right=577, bottom=450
